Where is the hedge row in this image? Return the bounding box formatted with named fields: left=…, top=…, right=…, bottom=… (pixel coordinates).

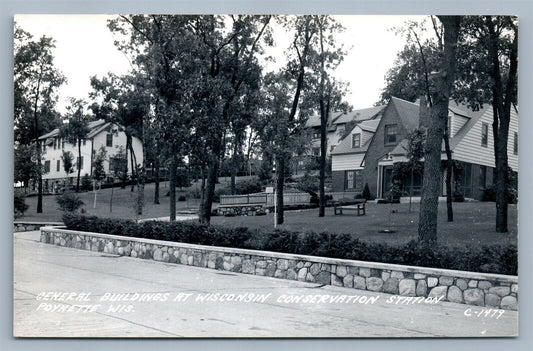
left=62, top=214, right=517, bottom=276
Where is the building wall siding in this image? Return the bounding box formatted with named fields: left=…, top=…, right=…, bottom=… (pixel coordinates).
left=452, top=108, right=518, bottom=172
left=362, top=103, right=412, bottom=198
left=331, top=153, right=365, bottom=172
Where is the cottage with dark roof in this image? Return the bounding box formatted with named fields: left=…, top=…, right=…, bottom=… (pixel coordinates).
left=331, top=96, right=518, bottom=200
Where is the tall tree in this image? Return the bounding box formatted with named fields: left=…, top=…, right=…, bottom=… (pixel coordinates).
left=188, top=15, right=271, bottom=223
left=418, top=16, right=461, bottom=243
left=271, top=15, right=318, bottom=225
left=307, top=15, right=347, bottom=217
left=109, top=15, right=201, bottom=221
left=457, top=16, right=518, bottom=232
left=14, top=24, right=65, bottom=212
left=60, top=99, right=91, bottom=192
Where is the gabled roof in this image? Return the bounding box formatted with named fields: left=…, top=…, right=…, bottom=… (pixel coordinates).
left=331, top=136, right=372, bottom=156
left=304, top=105, right=384, bottom=128
left=38, top=119, right=109, bottom=140
left=332, top=105, right=385, bottom=125
left=449, top=104, right=491, bottom=149
left=358, top=119, right=380, bottom=133
left=386, top=97, right=493, bottom=157
left=330, top=117, right=381, bottom=156
left=389, top=97, right=420, bottom=133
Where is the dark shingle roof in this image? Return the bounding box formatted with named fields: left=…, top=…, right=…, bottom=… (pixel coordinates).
left=332, top=105, right=385, bottom=125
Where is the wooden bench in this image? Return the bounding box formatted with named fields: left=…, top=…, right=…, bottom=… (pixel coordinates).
left=333, top=199, right=366, bottom=216
left=217, top=203, right=265, bottom=216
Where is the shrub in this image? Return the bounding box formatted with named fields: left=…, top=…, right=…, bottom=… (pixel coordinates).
left=56, top=192, right=84, bottom=213
left=81, top=174, right=92, bottom=191
left=362, top=183, right=372, bottom=200
left=14, top=189, right=29, bottom=219
left=453, top=190, right=465, bottom=202
left=62, top=214, right=518, bottom=275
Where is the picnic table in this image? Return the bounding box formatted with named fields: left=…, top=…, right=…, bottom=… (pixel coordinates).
left=333, top=199, right=366, bottom=216
left=217, top=203, right=265, bottom=216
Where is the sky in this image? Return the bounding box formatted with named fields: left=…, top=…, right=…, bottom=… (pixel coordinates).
left=14, top=14, right=427, bottom=113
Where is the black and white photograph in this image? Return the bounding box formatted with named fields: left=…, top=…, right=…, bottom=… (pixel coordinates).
left=12, top=12, right=522, bottom=339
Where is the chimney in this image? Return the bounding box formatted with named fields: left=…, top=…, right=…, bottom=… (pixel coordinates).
left=418, top=95, right=430, bottom=129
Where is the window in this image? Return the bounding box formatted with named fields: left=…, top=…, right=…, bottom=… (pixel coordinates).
left=53, top=138, right=57, bottom=150
left=44, top=160, right=50, bottom=173
left=385, top=124, right=397, bottom=145
left=345, top=170, right=362, bottom=190
left=312, top=147, right=320, bottom=156
left=352, top=133, right=361, bottom=148
left=481, top=123, right=488, bottom=147
left=56, top=160, right=61, bottom=172
left=82, top=139, right=86, bottom=146
left=61, top=138, right=65, bottom=149
left=77, top=156, right=84, bottom=170
left=312, top=131, right=320, bottom=139
left=106, top=133, right=113, bottom=147
left=514, top=132, right=518, bottom=155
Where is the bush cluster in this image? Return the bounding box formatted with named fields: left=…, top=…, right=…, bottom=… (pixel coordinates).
left=56, top=192, right=85, bottom=213
left=213, top=179, right=264, bottom=202
left=62, top=214, right=517, bottom=276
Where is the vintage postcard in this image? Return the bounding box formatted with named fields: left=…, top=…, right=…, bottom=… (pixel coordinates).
left=13, top=14, right=519, bottom=338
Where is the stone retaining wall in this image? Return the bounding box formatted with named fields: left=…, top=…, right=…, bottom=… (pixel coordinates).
left=40, top=226, right=518, bottom=310
left=14, top=221, right=63, bottom=232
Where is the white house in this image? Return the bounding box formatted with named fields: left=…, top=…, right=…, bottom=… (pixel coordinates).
left=37, top=119, right=143, bottom=192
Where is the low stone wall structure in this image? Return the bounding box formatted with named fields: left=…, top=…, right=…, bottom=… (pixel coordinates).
left=14, top=221, right=63, bottom=232
left=40, top=226, right=518, bottom=310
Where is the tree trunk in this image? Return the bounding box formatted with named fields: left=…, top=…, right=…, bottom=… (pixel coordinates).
left=36, top=143, right=43, bottom=213
left=276, top=154, right=285, bottom=225
left=154, top=151, right=160, bottom=205
left=418, top=16, right=460, bottom=243
left=318, top=99, right=328, bottom=217
left=169, top=152, right=177, bottom=221
left=76, top=139, right=81, bottom=192
left=200, top=134, right=223, bottom=223
left=486, top=16, right=517, bottom=233
left=444, top=131, right=453, bottom=222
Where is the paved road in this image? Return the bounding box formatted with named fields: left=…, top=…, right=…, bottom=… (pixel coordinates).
left=13, top=231, right=518, bottom=338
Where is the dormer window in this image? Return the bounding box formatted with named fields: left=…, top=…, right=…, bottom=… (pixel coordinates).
left=352, top=133, right=361, bottom=148
left=481, top=123, right=488, bottom=147
left=385, top=124, right=397, bottom=145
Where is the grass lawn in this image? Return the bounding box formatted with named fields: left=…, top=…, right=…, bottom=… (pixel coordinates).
left=211, top=201, right=517, bottom=248
left=18, top=176, right=253, bottom=222
left=18, top=177, right=517, bottom=249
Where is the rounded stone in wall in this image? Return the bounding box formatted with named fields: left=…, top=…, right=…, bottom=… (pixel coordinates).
left=353, top=276, right=366, bottom=290
left=439, top=276, right=454, bottom=286
left=416, top=280, right=427, bottom=296
left=428, top=286, right=448, bottom=299
left=456, top=279, right=468, bottom=291
left=500, top=295, right=518, bottom=310
left=399, top=279, right=416, bottom=297
left=343, top=274, right=354, bottom=288
left=383, top=278, right=399, bottom=294
left=463, top=288, right=484, bottom=306
left=484, top=293, right=501, bottom=307
left=366, top=277, right=383, bottom=292
left=478, top=281, right=492, bottom=290
left=447, top=286, right=463, bottom=303
left=488, top=286, right=511, bottom=297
